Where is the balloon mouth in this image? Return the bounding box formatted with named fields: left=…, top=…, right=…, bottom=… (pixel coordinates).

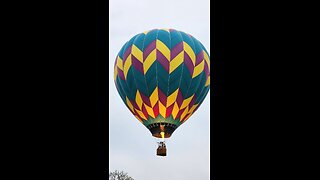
left=147, top=123, right=177, bottom=138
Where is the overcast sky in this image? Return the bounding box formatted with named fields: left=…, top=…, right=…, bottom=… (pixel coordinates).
left=109, top=0, right=210, bottom=179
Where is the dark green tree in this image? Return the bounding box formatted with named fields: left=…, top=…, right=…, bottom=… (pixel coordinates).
left=109, top=170, right=134, bottom=180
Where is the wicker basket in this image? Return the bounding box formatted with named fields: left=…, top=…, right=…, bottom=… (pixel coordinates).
left=157, top=146, right=167, bottom=156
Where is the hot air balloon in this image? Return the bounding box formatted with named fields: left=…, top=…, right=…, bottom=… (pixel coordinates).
left=113, top=29, right=210, bottom=156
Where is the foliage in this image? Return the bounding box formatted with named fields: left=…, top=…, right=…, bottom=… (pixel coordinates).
left=109, top=170, right=134, bottom=180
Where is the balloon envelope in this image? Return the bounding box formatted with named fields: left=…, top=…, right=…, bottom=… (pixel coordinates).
left=114, top=29, right=210, bottom=138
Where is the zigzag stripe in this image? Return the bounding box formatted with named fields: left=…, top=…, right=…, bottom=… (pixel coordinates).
left=143, top=49, right=156, bottom=74
left=156, top=40, right=170, bottom=61
left=183, top=42, right=196, bottom=65
left=115, top=42, right=209, bottom=81
left=114, top=29, right=210, bottom=125
left=116, top=41, right=210, bottom=85
left=131, top=45, right=143, bottom=63
left=171, top=42, right=183, bottom=60
left=122, top=97, right=202, bottom=122
left=119, top=87, right=202, bottom=121
left=143, top=40, right=156, bottom=61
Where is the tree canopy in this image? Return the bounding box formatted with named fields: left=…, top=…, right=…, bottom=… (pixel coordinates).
left=109, top=170, right=134, bottom=180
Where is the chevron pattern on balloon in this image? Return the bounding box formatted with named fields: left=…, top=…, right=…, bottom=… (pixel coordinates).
left=114, top=29, right=210, bottom=128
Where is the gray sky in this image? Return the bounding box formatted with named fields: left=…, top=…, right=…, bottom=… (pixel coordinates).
left=109, top=0, right=210, bottom=179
